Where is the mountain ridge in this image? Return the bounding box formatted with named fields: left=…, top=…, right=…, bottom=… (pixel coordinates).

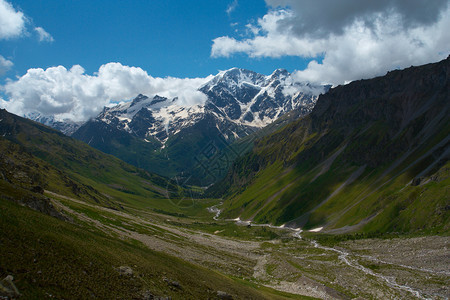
left=212, top=57, right=450, bottom=234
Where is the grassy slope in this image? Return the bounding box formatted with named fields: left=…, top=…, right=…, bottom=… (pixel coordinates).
left=216, top=58, right=450, bottom=234
left=0, top=110, right=309, bottom=299
left=71, top=119, right=180, bottom=177
left=74, top=107, right=306, bottom=187
left=0, top=109, right=196, bottom=213
left=0, top=197, right=302, bottom=299
left=73, top=114, right=244, bottom=186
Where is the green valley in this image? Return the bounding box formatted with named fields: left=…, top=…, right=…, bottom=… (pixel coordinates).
left=0, top=58, right=449, bottom=299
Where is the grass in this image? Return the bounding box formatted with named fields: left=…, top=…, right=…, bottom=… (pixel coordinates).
left=0, top=196, right=305, bottom=299
left=1, top=110, right=311, bottom=298
left=0, top=110, right=220, bottom=221
left=167, top=219, right=282, bottom=241
left=219, top=116, right=449, bottom=234
left=213, top=58, right=450, bottom=236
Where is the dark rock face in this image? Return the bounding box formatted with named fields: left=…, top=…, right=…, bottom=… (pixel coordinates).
left=0, top=145, right=69, bottom=221
left=18, top=194, right=68, bottom=221
left=311, top=57, right=449, bottom=167
left=129, top=108, right=157, bottom=139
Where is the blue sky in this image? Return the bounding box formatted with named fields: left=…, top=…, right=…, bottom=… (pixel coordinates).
left=0, top=0, right=311, bottom=79
left=0, top=0, right=449, bottom=121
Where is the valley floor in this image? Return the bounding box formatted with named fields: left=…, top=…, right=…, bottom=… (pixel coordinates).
left=46, top=192, right=449, bottom=299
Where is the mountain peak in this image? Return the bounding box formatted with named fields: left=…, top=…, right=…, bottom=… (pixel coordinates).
left=24, top=111, right=83, bottom=135
left=130, top=94, right=149, bottom=107
left=223, top=67, right=259, bottom=77
left=270, top=68, right=290, bottom=79
left=150, top=95, right=169, bottom=106
left=205, top=67, right=266, bottom=89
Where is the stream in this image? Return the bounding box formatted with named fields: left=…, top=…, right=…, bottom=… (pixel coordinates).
left=309, top=241, right=429, bottom=299
left=207, top=205, right=431, bottom=300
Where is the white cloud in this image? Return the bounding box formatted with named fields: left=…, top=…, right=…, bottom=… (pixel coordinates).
left=292, top=13, right=450, bottom=85
left=212, top=9, right=324, bottom=58
left=226, top=0, right=238, bottom=16
left=0, top=63, right=212, bottom=122
left=266, top=0, right=449, bottom=38
left=0, top=0, right=54, bottom=79
left=0, top=0, right=26, bottom=39
left=34, top=26, right=54, bottom=42
left=0, top=55, right=13, bottom=76
left=212, top=0, right=450, bottom=85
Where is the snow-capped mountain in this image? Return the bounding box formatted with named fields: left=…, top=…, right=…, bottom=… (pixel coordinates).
left=53, top=67, right=329, bottom=184
left=25, top=112, right=83, bottom=135
left=87, top=68, right=328, bottom=144
left=201, top=68, right=323, bottom=127
left=95, top=94, right=205, bottom=143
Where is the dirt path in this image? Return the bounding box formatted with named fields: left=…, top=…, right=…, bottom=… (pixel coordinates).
left=48, top=191, right=347, bottom=298
left=49, top=193, right=258, bottom=269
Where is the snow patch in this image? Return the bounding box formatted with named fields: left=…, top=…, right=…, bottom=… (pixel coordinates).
left=309, top=227, right=323, bottom=232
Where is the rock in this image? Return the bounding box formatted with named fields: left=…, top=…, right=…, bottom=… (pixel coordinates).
left=0, top=275, right=20, bottom=299
left=17, top=194, right=68, bottom=221
left=163, top=277, right=181, bottom=290
left=411, top=177, right=422, bottom=186
left=140, top=290, right=154, bottom=299
left=217, top=290, right=233, bottom=299
left=116, top=266, right=133, bottom=276
left=141, top=291, right=155, bottom=300
left=31, top=185, right=44, bottom=194
left=141, top=290, right=171, bottom=300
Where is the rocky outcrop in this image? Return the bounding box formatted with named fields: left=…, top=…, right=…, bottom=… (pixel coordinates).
left=0, top=275, right=20, bottom=299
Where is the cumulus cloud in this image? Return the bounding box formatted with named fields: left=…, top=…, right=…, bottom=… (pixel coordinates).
left=266, top=0, right=449, bottom=38
left=0, top=0, right=26, bottom=39
left=212, top=0, right=450, bottom=85
left=34, top=26, right=54, bottom=42
left=0, top=55, right=13, bottom=76
left=0, top=63, right=212, bottom=122
left=212, top=9, right=316, bottom=58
